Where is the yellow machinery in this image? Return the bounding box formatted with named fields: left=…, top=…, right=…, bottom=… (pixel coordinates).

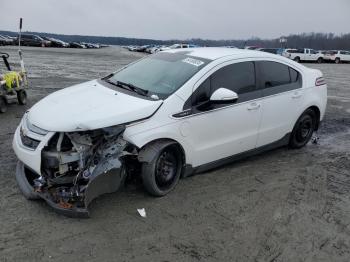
left=0, top=18, right=28, bottom=113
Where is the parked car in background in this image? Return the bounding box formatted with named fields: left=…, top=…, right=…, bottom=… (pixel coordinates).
left=127, top=44, right=199, bottom=53
left=160, top=43, right=191, bottom=51
left=323, top=50, right=336, bottom=62
left=324, top=50, right=350, bottom=64
left=15, top=34, right=51, bottom=47
left=0, top=35, right=14, bottom=45
left=283, top=48, right=324, bottom=63
left=276, top=48, right=286, bottom=55
left=69, top=42, right=86, bottom=48
left=41, top=36, right=69, bottom=48
left=282, top=48, right=298, bottom=58
left=127, top=45, right=138, bottom=51
left=244, top=46, right=260, bottom=50
left=145, top=45, right=161, bottom=53
left=258, top=48, right=279, bottom=54
left=82, top=42, right=100, bottom=48
left=42, top=36, right=68, bottom=48
left=135, top=45, right=151, bottom=52
left=153, top=45, right=166, bottom=52
left=4, top=35, right=16, bottom=40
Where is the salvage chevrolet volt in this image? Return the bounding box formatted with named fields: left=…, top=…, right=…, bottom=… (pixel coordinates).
left=13, top=48, right=327, bottom=217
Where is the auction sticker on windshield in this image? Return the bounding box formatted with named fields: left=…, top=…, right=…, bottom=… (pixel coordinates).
left=182, top=57, right=204, bottom=67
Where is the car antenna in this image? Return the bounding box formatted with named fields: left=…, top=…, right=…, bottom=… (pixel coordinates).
left=18, top=18, right=28, bottom=87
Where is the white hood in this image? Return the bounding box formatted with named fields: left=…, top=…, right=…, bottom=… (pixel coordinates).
left=28, top=80, right=163, bottom=132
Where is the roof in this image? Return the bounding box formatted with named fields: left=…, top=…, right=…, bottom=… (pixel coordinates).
left=164, top=47, right=278, bottom=60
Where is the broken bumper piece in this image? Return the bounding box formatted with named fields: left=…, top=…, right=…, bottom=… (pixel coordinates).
left=16, top=160, right=125, bottom=218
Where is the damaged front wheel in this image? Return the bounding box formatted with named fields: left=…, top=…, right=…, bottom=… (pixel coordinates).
left=141, top=144, right=183, bottom=196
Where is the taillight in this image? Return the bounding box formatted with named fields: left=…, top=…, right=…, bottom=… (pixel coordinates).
left=315, top=77, right=326, bottom=86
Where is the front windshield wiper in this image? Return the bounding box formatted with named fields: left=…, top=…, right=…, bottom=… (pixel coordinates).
left=105, top=78, right=148, bottom=97
left=117, top=81, right=149, bottom=97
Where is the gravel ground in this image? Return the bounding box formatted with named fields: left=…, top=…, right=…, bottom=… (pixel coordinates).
left=0, top=46, right=349, bottom=262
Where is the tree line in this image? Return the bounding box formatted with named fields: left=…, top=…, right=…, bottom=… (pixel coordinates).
left=1, top=30, right=349, bottom=50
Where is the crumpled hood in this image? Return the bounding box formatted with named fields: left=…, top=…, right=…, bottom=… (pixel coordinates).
left=28, top=80, right=163, bottom=132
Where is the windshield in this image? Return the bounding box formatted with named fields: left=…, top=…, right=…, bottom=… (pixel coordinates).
left=105, top=52, right=210, bottom=99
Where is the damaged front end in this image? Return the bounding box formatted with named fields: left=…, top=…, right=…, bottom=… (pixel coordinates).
left=31, top=126, right=136, bottom=217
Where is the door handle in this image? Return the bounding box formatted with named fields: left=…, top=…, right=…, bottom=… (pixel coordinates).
left=247, top=102, right=260, bottom=111
left=292, top=92, right=302, bottom=99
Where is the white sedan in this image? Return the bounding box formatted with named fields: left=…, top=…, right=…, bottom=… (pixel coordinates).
left=13, top=48, right=327, bottom=217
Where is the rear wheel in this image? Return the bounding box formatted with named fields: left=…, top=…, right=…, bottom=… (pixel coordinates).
left=17, top=89, right=27, bottom=105
left=294, top=57, right=301, bottom=63
left=335, top=58, right=341, bottom=64
left=317, top=57, right=323, bottom=63
left=141, top=144, right=183, bottom=196
left=289, top=109, right=317, bottom=149
left=0, top=97, right=7, bottom=113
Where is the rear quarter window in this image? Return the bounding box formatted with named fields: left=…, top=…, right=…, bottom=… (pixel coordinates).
left=289, top=68, right=300, bottom=82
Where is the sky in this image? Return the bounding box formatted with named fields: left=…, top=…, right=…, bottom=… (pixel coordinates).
left=1, top=0, right=349, bottom=40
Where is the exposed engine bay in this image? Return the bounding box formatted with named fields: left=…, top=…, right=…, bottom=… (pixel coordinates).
left=32, top=126, right=139, bottom=217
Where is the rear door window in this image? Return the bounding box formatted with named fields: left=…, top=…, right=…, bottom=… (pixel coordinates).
left=259, top=61, right=290, bottom=88
left=258, top=61, right=302, bottom=96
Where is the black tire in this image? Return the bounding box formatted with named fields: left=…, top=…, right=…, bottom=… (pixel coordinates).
left=294, top=57, right=301, bottom=63
left=335, top=58, right=341, bottom=64
left=141, top=144, right=183, bottom=197
left=0, top=97, right=7, bottom=113
left=289, top=109, right=317, bottom=149
left=17, top=89, right=27, bottom=105
left=317, top=57, right=323, bottom=64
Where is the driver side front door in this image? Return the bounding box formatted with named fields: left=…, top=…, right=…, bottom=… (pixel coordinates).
left=182, top=61, right=263, bottom=168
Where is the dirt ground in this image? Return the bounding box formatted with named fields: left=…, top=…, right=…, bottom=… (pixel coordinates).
left=0, top=46, right=349, bottom=262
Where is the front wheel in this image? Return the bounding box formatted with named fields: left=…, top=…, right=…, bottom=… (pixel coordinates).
left=141, top=144, right=183, bottom=197
left=289, top=109, right=317, bottom=149
left=335, top=58, right=341, bottom=64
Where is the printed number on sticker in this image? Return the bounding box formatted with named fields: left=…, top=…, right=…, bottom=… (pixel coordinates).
left=182, top=58, right=204, bottom=67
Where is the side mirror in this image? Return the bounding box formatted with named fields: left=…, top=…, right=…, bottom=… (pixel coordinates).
left=210, top=88, right=238, bottom=103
